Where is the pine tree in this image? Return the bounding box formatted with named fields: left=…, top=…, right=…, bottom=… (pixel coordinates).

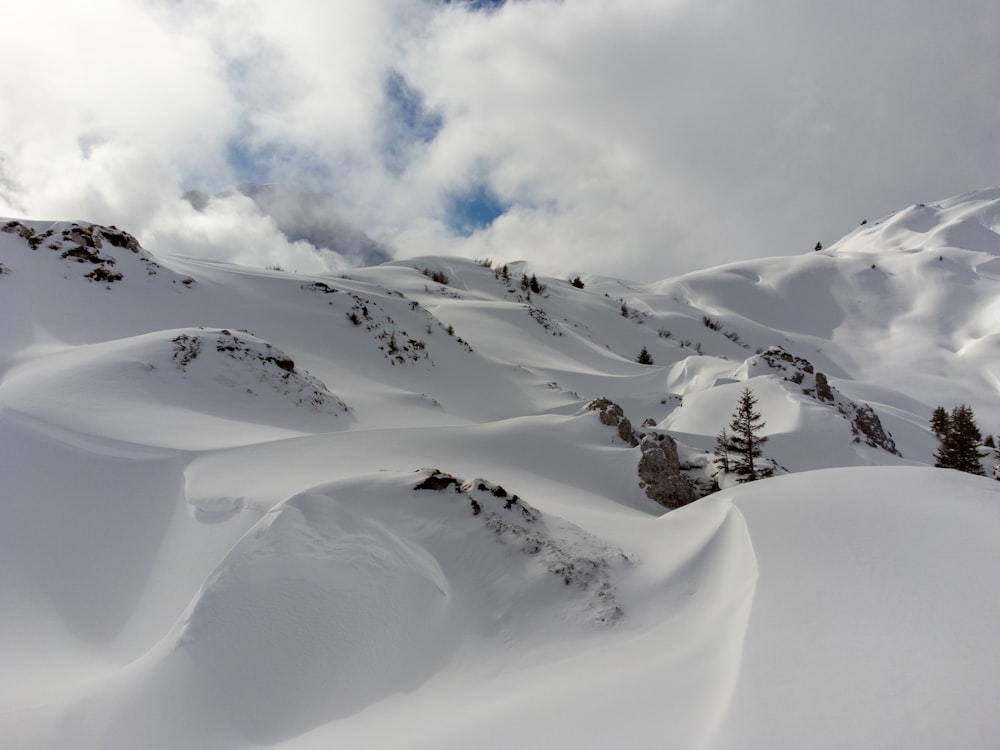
left=930, top=405, right=951, bottom=438
left=636, top=347, right=654, bottom=365
left=934, top=404, right=984, bottom=475
left=714, top=427, right=732, bottom=474
left=727, top=386, right=769, bottom=482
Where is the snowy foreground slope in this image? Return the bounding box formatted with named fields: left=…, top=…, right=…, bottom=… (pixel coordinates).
left=2, top=189, right=1000, bottom=749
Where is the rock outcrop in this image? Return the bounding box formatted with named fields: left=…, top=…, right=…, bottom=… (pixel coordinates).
left=754, top=346, right=901, bottom=456
left=587, top=398, right=697, bottom=509
left=587, top=397, right=638, bottom=447
left=637, top=434, right=699, bottom=509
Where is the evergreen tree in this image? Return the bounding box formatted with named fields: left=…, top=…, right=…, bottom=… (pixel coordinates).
left=727, top=386, right=769, bottom=482
left=934, top=404, right=984, bottom=475
left=930, top=405, right=951, bottom=438
left=570, top=276, right=585, bottom=289
left=714, top=427, right=732, bottom=474
left=636, top=346, right=654, bottom=365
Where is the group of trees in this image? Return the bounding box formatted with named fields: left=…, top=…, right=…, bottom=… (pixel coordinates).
left=712, top=395, right=993, bottom=483
left=930, top=404, right=988, bottom=476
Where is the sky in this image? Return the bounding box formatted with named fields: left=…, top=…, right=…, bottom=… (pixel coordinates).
left=1, top=0, right=999, bottom=280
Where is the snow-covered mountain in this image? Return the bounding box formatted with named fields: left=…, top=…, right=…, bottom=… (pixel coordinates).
left=3, top=188, right=1000, bottom=749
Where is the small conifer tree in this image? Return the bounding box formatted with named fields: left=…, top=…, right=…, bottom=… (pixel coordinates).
left=636, top=347, right=654, bottom=365
left=714, top=427, right=732, bottom=474
left=727, top=386, right=769, bottom=482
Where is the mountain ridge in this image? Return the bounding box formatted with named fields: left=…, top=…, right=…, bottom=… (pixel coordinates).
left=3, top=187, right=1000, bottom=749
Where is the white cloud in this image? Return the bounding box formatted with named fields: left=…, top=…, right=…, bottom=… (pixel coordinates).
left=147, top=192, right=352, bottom=274
left=2, top=0, right=999, bottom=280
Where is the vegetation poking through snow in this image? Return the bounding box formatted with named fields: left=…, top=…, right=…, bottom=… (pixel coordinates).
left=345, top=294, right=454, bottom=363
left=414, top=470, right=628, bottom=622
left=422, top=268, right=450, bottom=285
left=301, top=281, right=338, bottom=294
left=755, top=346, right=900, bottom=455
left=170, top=329, right=348, bottom=413
left=2, top=219, right=178, bottom=285
left=527, top=305, right=564, bottom=335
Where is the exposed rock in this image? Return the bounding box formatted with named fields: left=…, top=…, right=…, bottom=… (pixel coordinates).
left=587, top=397, right=697, bottom=509
left=849, top=403, right=900, bottom=455
left=586, top=397, right=638, bottom=446
left=814, top=371, right=834, bottom=402
left=414, top=470, right=461, bottom=492
left=754, top=345, right=900, bottom=456
left=3, top=219, right=183, bottom=285
left=413, top=469, right=628, bottom=623
left=169, top=329, right=348, bottom=414
left=638, top=434, right=698, bottom=509
left=85, top=267, right=124, bottom=283
left=760, top=346, right=814, bottom=374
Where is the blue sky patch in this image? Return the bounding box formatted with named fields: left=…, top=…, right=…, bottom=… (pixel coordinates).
left=381, top=70, right=443, bottom=174
left=225, top=139, right=274, bottom=186
left=446, top=183, right=509, bottom=235
left=220, top=137, right=335, bottom=193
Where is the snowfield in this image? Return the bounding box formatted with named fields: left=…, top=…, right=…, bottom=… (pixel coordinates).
left=3, top=190, right=1000, bottom=749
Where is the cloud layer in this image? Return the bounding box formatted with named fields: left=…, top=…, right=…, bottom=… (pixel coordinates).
left=2, top=0, right=999, bottom=279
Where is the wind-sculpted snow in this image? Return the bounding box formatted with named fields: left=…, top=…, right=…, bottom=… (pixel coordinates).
left=709, top=468, right=1000, bottom=750
left=415, top=470, right=631, bottom=623
left=0, top=328, right=351, bottom=449
left=172, top=485, right=457, bottom=743
left=4, top=187, right=1000, bottom=749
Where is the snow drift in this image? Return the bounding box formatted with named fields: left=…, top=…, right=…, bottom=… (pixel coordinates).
left=3, top=188, right=1000, bottom=749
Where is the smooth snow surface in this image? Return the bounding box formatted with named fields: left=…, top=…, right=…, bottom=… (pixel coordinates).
left=3, top=190, right=1000, bottom=748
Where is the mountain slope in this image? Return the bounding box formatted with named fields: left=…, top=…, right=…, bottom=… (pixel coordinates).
left=2, top=189, right=1000, bottom=749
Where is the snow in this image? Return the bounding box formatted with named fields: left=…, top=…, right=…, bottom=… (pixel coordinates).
left=3, top=189, right=1000, bottom=748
